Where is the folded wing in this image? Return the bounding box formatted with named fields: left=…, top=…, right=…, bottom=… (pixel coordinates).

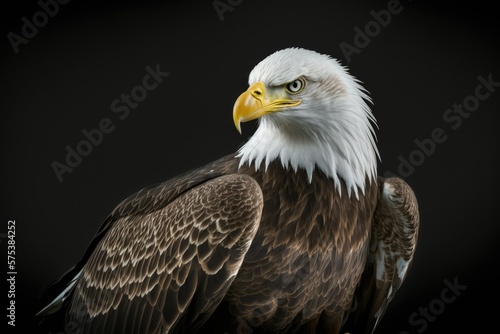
left=64, top=173, right=263, bottom=334
left=344, top=176, right=420, bottom=334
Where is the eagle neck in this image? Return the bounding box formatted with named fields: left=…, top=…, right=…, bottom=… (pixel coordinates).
left=236, top=117, right=377, bottom=199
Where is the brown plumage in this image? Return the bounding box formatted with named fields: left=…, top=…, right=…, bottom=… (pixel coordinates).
left=36, top=48, right=419, bottom=334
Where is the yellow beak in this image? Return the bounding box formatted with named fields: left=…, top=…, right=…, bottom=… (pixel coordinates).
left=233, top=82, right=301, bottom=133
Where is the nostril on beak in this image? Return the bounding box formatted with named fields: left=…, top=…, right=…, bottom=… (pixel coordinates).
left=252, top=89, right=262, bottom=98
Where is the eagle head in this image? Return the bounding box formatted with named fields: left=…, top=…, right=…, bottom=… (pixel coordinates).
left=233, top=47, right=379, bottom=198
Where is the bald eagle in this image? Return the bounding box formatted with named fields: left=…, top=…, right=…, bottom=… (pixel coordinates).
left=36, top=48, right=419, bottom=334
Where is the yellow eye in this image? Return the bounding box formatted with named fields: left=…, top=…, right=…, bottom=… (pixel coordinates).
left=286, top=78, right=305, bottom=94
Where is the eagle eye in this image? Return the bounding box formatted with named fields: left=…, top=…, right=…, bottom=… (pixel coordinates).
left=286, top=78, right=305, bottom=94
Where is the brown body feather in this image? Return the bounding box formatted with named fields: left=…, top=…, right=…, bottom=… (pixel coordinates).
left=216, top=156, right=377, bottom=333
left=37, top=154, right=418, bottom=334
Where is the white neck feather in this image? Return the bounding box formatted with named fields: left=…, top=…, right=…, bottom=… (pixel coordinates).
left=236, top=48, right=379, bottom=199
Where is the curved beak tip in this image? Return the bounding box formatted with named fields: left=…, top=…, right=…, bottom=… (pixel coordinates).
left=235, top=120, right=242, bottom=134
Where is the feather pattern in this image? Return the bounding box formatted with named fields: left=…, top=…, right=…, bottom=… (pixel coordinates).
left=65, top=171, right=263, bottom=334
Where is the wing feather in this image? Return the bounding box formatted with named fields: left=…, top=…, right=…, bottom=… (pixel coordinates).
left=343, top=176, right=419, bottom=333
left=64, top=173, right=263, bottom=334
left=36, top=156, right=237, bottom=328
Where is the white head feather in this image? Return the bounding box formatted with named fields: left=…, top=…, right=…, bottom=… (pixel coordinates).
left=237, top=48, right=379, bottom=199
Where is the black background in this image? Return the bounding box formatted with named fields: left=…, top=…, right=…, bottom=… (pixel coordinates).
left=2, top=0, right=499, bottom=333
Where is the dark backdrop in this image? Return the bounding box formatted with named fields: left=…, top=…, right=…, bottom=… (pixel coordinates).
left=2, top=0, right=499, bottom=333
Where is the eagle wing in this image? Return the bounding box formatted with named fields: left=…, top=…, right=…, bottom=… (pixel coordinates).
left=66, top=173, right=263, bottom=334
left=37, top=157, right=235, bottom=319
left=51, top=169, right=263, bottom=333
left=343, top=176, right=420, bottom=334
